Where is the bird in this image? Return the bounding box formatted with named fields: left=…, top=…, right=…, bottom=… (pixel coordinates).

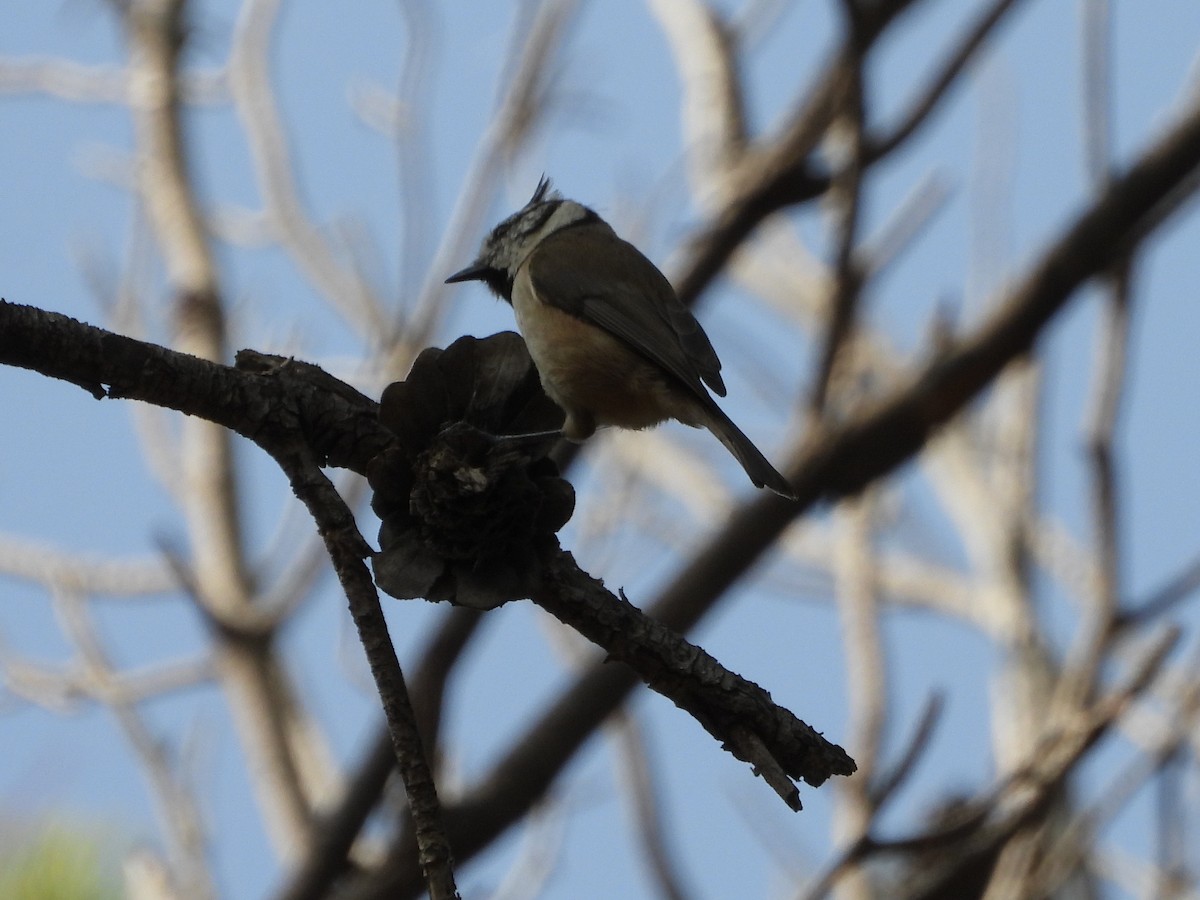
left=445, top=177, right=796, bottom=499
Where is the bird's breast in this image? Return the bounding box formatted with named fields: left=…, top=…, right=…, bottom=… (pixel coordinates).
left=511, top=267, right=694, bottom=434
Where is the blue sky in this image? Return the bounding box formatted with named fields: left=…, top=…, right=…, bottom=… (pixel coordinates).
left=3, top=2, right=1200, bottom=897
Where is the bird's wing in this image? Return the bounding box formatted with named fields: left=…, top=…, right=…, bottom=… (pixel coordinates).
left=526, top=226, right=727, bottom=397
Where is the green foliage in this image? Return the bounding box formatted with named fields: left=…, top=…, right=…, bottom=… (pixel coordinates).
left=0, top=822, right=120, bottom=900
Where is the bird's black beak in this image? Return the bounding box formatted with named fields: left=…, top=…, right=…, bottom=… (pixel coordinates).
left=445, top=262, right=491, bottom=284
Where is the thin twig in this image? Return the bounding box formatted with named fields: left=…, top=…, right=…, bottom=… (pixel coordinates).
left=275, top=606, right=482, bottom=900
left=610, top=711, right=695, bottom=900
left=867, top=0, right=1026, bottom=161
left=0, top=537, right=175, bottom=596
left=0, top=55, right=225, bottom=104
left=1026, top=655, right=1200, bottom=895
left=228, top=0, right=386, bottom=336
left=830, top=496, right=887, bottom=899
left=809, top=51, right=867, bottom=413
left=1054, top=0, right=1134, bottom=711
left=1116, top=551, right=1200, bottom=631
left=50, top=586, right=215, bottom=898
left=405, top=0, right=582, bottom=345
left=271, top=441, right=459, bottom=900
left=868, top=692, right=945, bottom=810
left=802, top=627, right=1177, bottom=899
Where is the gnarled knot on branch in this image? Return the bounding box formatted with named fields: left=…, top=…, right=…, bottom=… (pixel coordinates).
left=368, top=331, right=574, bottom=610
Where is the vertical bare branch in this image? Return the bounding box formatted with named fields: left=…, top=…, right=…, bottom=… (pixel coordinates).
left=649, top=0, right=747, bottom=200
left=809, top=49, right=866, bottom=414
left=123, top=0, right=337, bottom=865
left=393, top=0, right=439, bottom=305
left=1055, top=0, right=1134, bottom=712
left=611, top=712, right=694, bottom=900
left=125, top=0, right=250, bottom=615
left=228, top=0, right=387, bottom=335
left=830, top=496, right=885, bottom=900
left=1082, top=0, right=1114, bottom=187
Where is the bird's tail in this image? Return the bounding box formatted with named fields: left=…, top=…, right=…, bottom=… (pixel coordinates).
left=700, top=405, right=796, bottom=500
